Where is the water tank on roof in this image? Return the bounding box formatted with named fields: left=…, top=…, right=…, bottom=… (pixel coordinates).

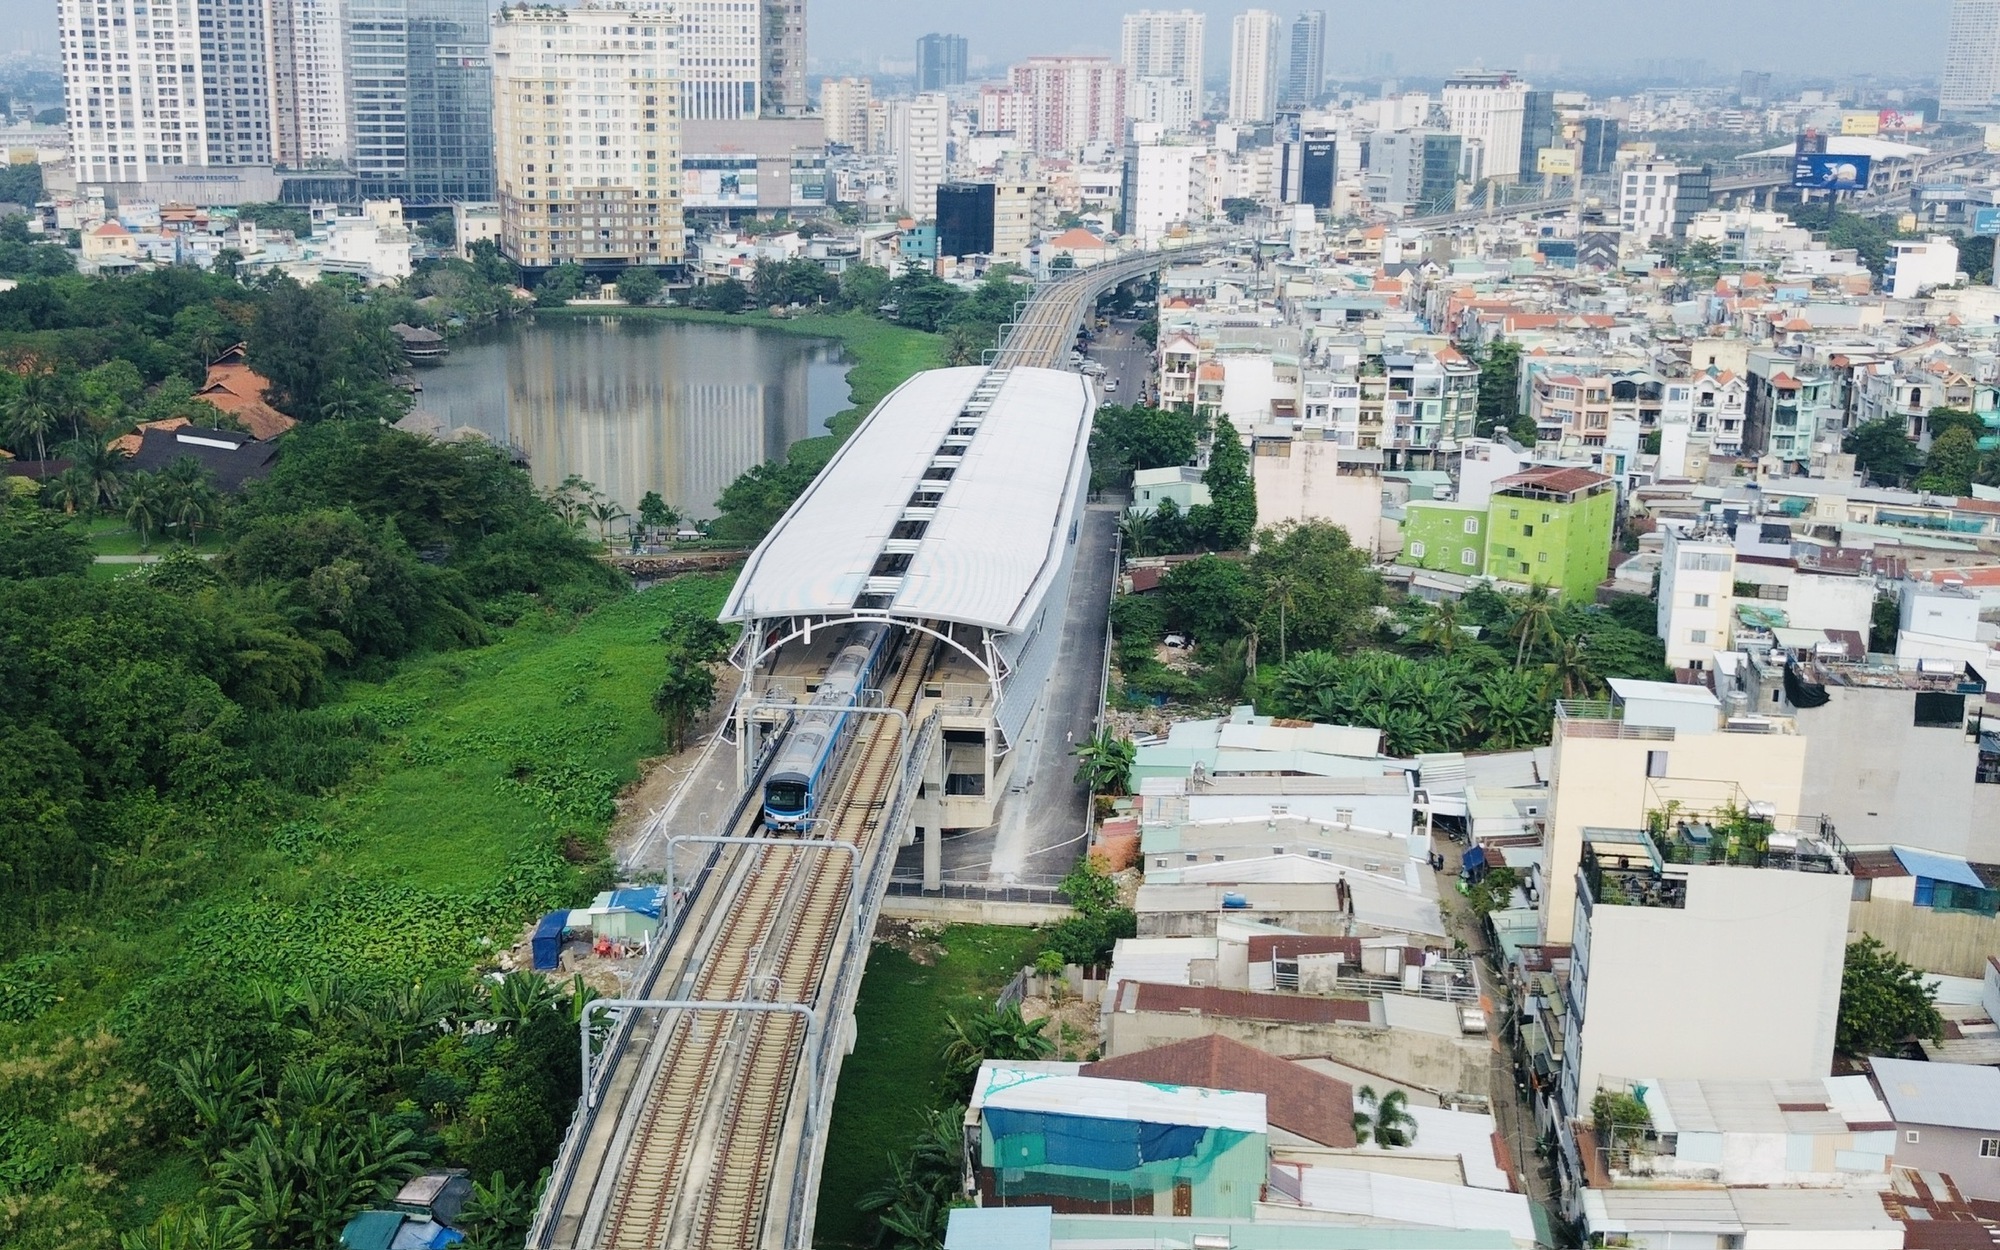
left=1221, top=892, right=1250, bottom=909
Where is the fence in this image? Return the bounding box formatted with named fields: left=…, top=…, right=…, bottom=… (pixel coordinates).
left=885, top=879, right=1072, bottom=907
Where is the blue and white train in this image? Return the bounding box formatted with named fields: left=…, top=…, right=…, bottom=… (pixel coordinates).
left=761, top=622, right=892, bottom=830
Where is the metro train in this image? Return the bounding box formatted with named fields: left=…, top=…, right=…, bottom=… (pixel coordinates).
left=761, top=622, right=892, bottom=830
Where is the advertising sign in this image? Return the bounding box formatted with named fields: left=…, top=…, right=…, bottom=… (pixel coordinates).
left=1974, top=207, right=2000, bottom=236
left=1792, top=153, right=1872, bottom=191
left=1537, top=147, right=1578, bottom=176
left=682, top=157, right=760, bottom=209
left=1840, top=111, right=1881, bottom=136
left=1878, top=109, right=1925, bottom=133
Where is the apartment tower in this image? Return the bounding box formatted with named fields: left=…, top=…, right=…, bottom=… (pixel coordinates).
left=491, top=2, right=682, bottom=267
left=1227, top=9, right=1281, bottom=125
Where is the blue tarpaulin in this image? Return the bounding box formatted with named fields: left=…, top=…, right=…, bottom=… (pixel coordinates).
left=984, top=1108, right=1206, bottom=1172
left=607, top=886, right=664, bottom=918
left=530, top=911, right=568, bottom=971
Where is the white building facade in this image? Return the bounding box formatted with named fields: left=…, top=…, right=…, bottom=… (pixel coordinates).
left=1120, top=9, right=1205, bottom=104
left=1943, top=0, right=2000, bottom=116
left=1227, top=9, right=1280, bottom=125
left=1441, top=71, right=1527, bottom=185
left=1657, top=528, right=1735, bottom=671
left=894, top=92, right=949, bottom=219
left=1009, top=57, right=1126, bottom=157
left=1130, top=142, right=1208, bottom=245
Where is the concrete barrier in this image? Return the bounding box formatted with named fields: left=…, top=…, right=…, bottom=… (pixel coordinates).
left=878, top=895, right=1073, bottom=926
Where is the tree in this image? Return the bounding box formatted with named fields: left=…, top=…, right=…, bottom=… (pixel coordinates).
left=123, top=469, right=165, bottom=551
left=534, top=262, right=586, bottom=307
left=1072, top=727, right=1136, bottom=794
left=1187, top=416, right=1256, bottom=549
left=693, top=277, right=749, bottom=313
left=1475, top=340, right=1522, bottom=438
left=1246, top=521, right=1382, bottom=654
left=1838, top=935, right=1943, bottom=1056
left=653, top=643, right=716, bottom=752
left=637, top=490, right=679, bottom=534
left=1088, top=404, right=1201, bottom=490
left=1509, top=586, right=1560, bottom=669
left=1869, top=593, right=1900, bottom=655
left=941, top=1005, right=1054, bottom=1092
left=1918, top=426, right=1980, bottom=497
left=4, top=369, right=59, bottom=461
left=1845, top=417, right=1920, bottom=487
left=1352, top=1086, right=1418, bottom=1148
left=1160, top=554, right=1257, bottom=644
left=615, top=265, right=663, bottom=306
left=857, top=1103, right=970, bottom=1250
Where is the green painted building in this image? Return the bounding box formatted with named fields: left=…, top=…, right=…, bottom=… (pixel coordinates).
left=1401, top=466, right=1615, bottom=602
left=1401, top=500, right=1489, bottom=578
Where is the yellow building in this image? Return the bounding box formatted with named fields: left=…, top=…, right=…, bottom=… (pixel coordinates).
left=491, top=3, right=684, bottom=268
left=1541, top=679, right=1809, bottom=945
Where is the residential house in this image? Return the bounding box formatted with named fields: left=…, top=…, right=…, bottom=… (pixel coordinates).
left=1871, top=1057, right=2000, bottom=1201
left=1404, top=465, right=1615, bottom=602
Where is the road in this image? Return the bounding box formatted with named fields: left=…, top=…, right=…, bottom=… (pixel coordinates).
left=1086, top=318, right=1153, bottom=407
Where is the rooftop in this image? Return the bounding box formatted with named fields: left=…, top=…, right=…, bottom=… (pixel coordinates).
left=1871, top=1057, right=2000, bottom=1131
left=970, top=1063, right=1268, bottom=1134
left=1083, top=1035, right=1356, bottom=1148
left=720, top=366, right=1092, bottom=632
left=1579, top=821, right=1848, bottom=912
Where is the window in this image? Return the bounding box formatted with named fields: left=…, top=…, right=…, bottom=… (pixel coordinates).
left=1694, top=593, right=1710, bottom=607
left=1464, top=517, right=1480, bottom=534
left=1646, top=750, right=1669, bottom=778
left=1906, top=1130, right=1921, bottom=1144
left=1461, top=548, right=1478, bottom=566
left=1691, top=629, right=1707, bottom=644
left=1982, top=1139, right=2000, bottom=1158
left=1155, top=858, right=1168, bottom=869
left=1185, top=853, right=1198, bottom=863
left=1335, top=808, right=1355, bottom=824
left=1538, top=552, right=1549, bottom=563
left=1523, top=524, right=1535, bottom=537
left=1409, top=540, right=1427, bottom=558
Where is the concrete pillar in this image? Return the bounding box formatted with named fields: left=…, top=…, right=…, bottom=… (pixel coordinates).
left=924, top=822, right=942, bottom=892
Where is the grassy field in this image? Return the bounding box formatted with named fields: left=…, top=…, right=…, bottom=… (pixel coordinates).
left=72, top=514, right=222, bottom=557
left=1, top=575, right=735, bottom=1239
left=814, top=926, right=1045, bottom=1249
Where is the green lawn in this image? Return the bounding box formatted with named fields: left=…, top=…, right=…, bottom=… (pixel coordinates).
left=815, top=926, right=1045, bottom=1249
left=72, top=515, right=222, bottom=557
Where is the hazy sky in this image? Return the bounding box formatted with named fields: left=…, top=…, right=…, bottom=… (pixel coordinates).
left=0, top=0, right=1955, bottom=80
left=809, top=0, right=1952, bottom=78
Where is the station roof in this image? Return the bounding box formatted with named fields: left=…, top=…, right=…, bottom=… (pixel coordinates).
left=720, top=366, right=1093, bottom=633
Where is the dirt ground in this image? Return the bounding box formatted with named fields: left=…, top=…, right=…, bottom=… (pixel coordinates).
left=1019, top=991, right=1104, bottom=1061
left=495, top=918, right=651, bottom=997
left=605, top=663, right=735, bottom=865
left=872, top=916, right=949, bottom=965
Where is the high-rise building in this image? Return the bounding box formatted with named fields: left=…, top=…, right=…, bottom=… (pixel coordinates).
left=820, top=76, right=873, bottom=149
left=59, top=0, right=274, bottom=184
left=1366, top=129, right=1460, bottom=215
left=1227, top=10, right=1281, bottom=125
left=1283, top=10, right=1324, bottom=108
left=270, top=0, right=350, bottom=166
left=347, top=0, right=495, bottom=203
left=1129, top=141, right=1208, bottom=244
left=677, top=0, right=760, bottom=120
left=492, top=2, right=682, bottom=267
left=1580, top=115, right=1620, bottom=175
left=1009, top=57, right=1126, bottom=156
left=936, top=182, right=996, bottom=256
left=1278, top=129, right=1335, bottom=208
left=1517, top=88, right=1556, bottom=181
left=1737, top=69, right=1773, bottom=104
left=1120, top=9, right=1205, bottom=99
left=1441, top=70, right=1528, bottom=185
left=893, top=92, right=948, bottom=219
left=1942, top=0, right=2000, bottom=116
left=916, top=33, right=968, bottom=92
left=762, top=0, right=808, bottom=115
left=1130, top=76, right=1196, bottom=130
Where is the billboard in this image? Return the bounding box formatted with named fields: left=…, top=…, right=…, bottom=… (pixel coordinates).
left=1879, top=109, right=1925, bottom=133
left=1536, top=147, right=1578, bottom=176
left=1975, top=207, right=2000, bottom=236
left=682, top=157, right=760, bottom=209
left=1793, top=153, right=1872, bottom=191
left=1840, top=111, right=1881, bottom=136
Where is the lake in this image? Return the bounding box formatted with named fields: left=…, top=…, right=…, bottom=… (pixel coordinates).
left=411, top=315, right=851, bottom=519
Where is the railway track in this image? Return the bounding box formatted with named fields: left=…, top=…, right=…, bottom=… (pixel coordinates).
left=578, top=632, right=934, bottom=1250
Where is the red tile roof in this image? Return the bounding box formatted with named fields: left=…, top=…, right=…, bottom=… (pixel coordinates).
left=198, top=361, right=298, bottom=441
left=1084, top=1034, right=1356, bottom=1147
left=1125, top=982, right=1374, bottom=1025
left=1491, top=465, right=1612, bottom=495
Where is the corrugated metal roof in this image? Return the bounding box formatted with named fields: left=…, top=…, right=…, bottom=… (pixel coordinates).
left=720, top=366, right=1093, bottom=632
left=1291, top=1165, right=1534, bottom=1240
left=970, top=1064, right=1268, bottom=1133
left=944, top=1206, right=1053, bottom=1250
left=1873, top=1057, right=2000, bottom=1130
left=1894, top=846, right=1987, bottom=889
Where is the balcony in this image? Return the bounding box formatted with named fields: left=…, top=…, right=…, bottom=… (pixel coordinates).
left=1554, top=700, right=1675, bottom=741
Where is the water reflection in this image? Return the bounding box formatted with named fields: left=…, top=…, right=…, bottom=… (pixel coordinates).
left=412, top=316, right=848, bottom=518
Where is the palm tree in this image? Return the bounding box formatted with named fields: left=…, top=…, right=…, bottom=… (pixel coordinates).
left=318, top=376, right=367, bottom=422
left=1417, top=600, right=1465, bottom=657
left=170, top=479, right=220, bottom=544
left=46, top=464, right=96, bottom=516
left=5, top=371, right=59, bottom=461
left=1352, top=1085, right=1419, bottom=1148
left=1544, top=634, right=1599, bottom=701
left=1266, top=570, right=1301, bottom=662
left=123, top=470, right=164, bottom=551
left=1071, top=727, right=1136, bottom=794
left=588, top=499, right=629, bottom=543
left=1509, top=587, right=1560, bottom=670
left=62, top=436, right=129, bottom=509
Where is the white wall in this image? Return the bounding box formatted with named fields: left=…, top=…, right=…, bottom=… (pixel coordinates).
left=1252, top=441, right=1387, bottom=555
left=1575, top=864, right=1848, bottom=1099
left=1786, top=571, right=1875, bottom=636
left=1797, top=684, right=2000, bottom=861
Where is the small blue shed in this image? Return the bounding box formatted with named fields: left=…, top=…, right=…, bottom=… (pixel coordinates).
left=531, top=911, right=570, bottom=971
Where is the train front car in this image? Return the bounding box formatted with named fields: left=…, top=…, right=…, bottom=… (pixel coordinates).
left=759, top=623, right=892, bottom=832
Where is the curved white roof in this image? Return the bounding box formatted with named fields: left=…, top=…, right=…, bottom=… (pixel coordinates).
left=720, top=365, right=1093, bottom=633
